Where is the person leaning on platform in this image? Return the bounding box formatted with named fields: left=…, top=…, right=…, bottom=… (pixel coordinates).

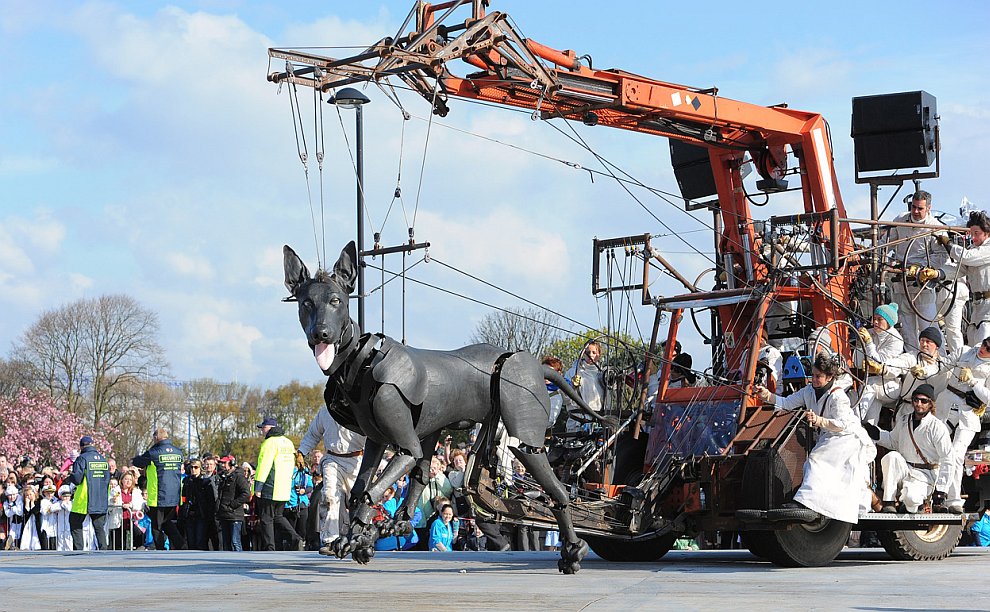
left=132, top=428, right=187, bottom=550
left=753, top=352, right=877, bottom=523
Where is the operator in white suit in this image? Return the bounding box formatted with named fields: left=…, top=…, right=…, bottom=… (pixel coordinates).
left=862, top=383, right=952, bottom=513
left=885, top=191, right=948, bottom=349
left=755, top=353, right=877, bottom=523
left=855, top=303, right=905, bottom=422
left=298, top=406, right=366, bottom=554
left=935, top=336, right=990, bottom=512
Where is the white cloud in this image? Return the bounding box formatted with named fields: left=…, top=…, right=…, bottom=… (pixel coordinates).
left=0, top=153, right=58, bottom=176
left=254, top=246, right=285, bottom=288
left=0, top=211, right=66, bottom=277
left=415, top=208, right=570, bottom=291
left=180, top=311, right=265, bottom=376
left=163, top=251, right=215, bottom=281
left=69, top=273, right=94, bottom=292
left=773, top=48, right=852, bottom=96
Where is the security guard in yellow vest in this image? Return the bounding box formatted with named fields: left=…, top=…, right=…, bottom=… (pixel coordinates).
left=69, top=435, right=110, bottom=550
left=254, top=417, right=302, bottom=550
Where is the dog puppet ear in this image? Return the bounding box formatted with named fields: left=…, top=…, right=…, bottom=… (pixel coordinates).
left=283, top=245, right=311, bottom=295
left=331, top=241, right=358, bottom=295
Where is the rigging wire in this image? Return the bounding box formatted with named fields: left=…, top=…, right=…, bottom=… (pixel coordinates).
left=411, top=77, right=442, bottom=231
left=429, top=256, right=593, bottom=331
left=362, top=258, right=594, bottom=337
left=313, top=82, right=328, bottom=266
left=284, top=69, right=322, bottom=269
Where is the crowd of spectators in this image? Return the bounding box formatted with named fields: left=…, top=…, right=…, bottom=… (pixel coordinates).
left=0, top=425, right=569, bottom=553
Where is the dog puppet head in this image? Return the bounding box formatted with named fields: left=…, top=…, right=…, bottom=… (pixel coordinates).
left=283, top=242, right=358, bottom=374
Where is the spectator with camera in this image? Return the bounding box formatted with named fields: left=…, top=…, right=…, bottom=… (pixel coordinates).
left=284, top=452, right=313, bottom=551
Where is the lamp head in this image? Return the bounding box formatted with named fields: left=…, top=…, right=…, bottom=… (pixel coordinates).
left=328, top=87, right=371, bottom=109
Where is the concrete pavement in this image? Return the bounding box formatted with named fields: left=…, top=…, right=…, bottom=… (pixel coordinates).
left=2, top=547, right=989, bottom=611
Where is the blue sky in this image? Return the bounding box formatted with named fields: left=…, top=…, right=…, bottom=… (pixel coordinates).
left=1, top=1, right=988, bottom=388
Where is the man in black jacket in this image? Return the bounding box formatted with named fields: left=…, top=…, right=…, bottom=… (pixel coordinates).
left=216, top=455, right=251, bottom=551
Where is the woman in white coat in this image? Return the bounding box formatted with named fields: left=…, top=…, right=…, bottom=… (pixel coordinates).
left=755, top=352, right=877, bottom=523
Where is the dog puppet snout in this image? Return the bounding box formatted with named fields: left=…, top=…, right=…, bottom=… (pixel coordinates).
left=312, top=326, right=332, bottom=343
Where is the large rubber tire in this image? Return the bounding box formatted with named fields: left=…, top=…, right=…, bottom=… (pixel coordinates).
left=740, top=531, right=773, bottom=560
left=877, top=524, right=963, bottom=561
left=585, top=532, right=676, bottom=562
left=745, top=518, right=852, bottom=567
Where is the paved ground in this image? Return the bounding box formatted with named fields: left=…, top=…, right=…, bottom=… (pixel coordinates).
left=2, top=547, right=989, bottom=611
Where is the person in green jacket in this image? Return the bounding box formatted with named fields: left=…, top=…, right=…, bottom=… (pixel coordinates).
left=254, top=417, right=302, bottom=551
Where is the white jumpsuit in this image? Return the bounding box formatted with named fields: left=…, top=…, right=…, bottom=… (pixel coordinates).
left=877, top=410, right=953, bottom=512
left=887, top=211, right=948, bottom=349
left=948, top=241, right=990, bottom=344
left=772, top=383, right=877, bottom=523
left=935, top=344, right=990, bottom=507
left=298, top=407, right=366, bottom=545
left=855, top=326, right=905, bottom=422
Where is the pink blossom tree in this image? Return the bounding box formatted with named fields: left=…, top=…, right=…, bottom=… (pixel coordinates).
left=0, top=388, right=112, bottom=467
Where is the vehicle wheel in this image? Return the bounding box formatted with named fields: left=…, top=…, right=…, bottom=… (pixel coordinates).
left=760, top=517, right=852, bottom=567
left=585, top=532, right=676, bottom=562
left=740, top=531, right=773, bottom=560
left=877, top=524, right=962, bottom=561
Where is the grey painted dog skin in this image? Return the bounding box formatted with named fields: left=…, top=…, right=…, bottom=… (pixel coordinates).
left=283, top=241, right=609, bottom=573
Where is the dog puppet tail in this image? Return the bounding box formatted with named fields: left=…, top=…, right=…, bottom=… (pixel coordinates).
left=543, top=366, right=619, bottom=429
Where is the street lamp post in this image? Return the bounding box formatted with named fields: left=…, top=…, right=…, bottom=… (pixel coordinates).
left=328, top=87, right=372, bottom=333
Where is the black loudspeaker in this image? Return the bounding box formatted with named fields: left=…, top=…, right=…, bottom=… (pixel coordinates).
left=669, top=139, right=717, bottom=200
left=851, top=90, right=936, bottom=172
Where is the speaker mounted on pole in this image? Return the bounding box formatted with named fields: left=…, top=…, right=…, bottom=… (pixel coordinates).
left=851, top=90, right=937, bottom=173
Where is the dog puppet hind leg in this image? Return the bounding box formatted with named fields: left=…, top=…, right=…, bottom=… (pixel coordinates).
left=509, top=445, right=588, bottom=574
left=398, top=431, right=444, bottom=525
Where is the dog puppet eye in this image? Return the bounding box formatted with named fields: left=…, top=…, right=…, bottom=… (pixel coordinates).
left=330, top=297, right=341, bottom=306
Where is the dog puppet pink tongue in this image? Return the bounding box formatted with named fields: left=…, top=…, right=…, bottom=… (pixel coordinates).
left=314, top=343, right=336, bottom=371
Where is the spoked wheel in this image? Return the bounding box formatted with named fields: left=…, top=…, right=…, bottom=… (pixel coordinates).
left=585, top=532, right=677, bottom=562
left=811, top=319, right=867, bottom=396
left=877, top=523, right=963, bottom=561
left=901, top=234, right=961, bottom=322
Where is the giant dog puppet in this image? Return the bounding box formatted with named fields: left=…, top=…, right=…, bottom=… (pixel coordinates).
left=284, top=242, right=611, bottom=573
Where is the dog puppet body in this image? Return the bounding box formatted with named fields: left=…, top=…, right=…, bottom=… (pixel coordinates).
left=284, top=242, right=601, bottom=572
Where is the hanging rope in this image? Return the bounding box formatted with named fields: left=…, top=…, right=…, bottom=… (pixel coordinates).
left=285, top=63, right=321, bottom=269
left=411, top=77, right=441, bottom=231
left=313, top=79, right=327, bottom=266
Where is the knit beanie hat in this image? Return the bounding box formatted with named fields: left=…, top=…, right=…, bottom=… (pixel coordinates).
left=913, top=383, right=936, bottom=400
left=875, top=303, right=899, bottom=328
left=919, top=326, right=943, bottom=348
